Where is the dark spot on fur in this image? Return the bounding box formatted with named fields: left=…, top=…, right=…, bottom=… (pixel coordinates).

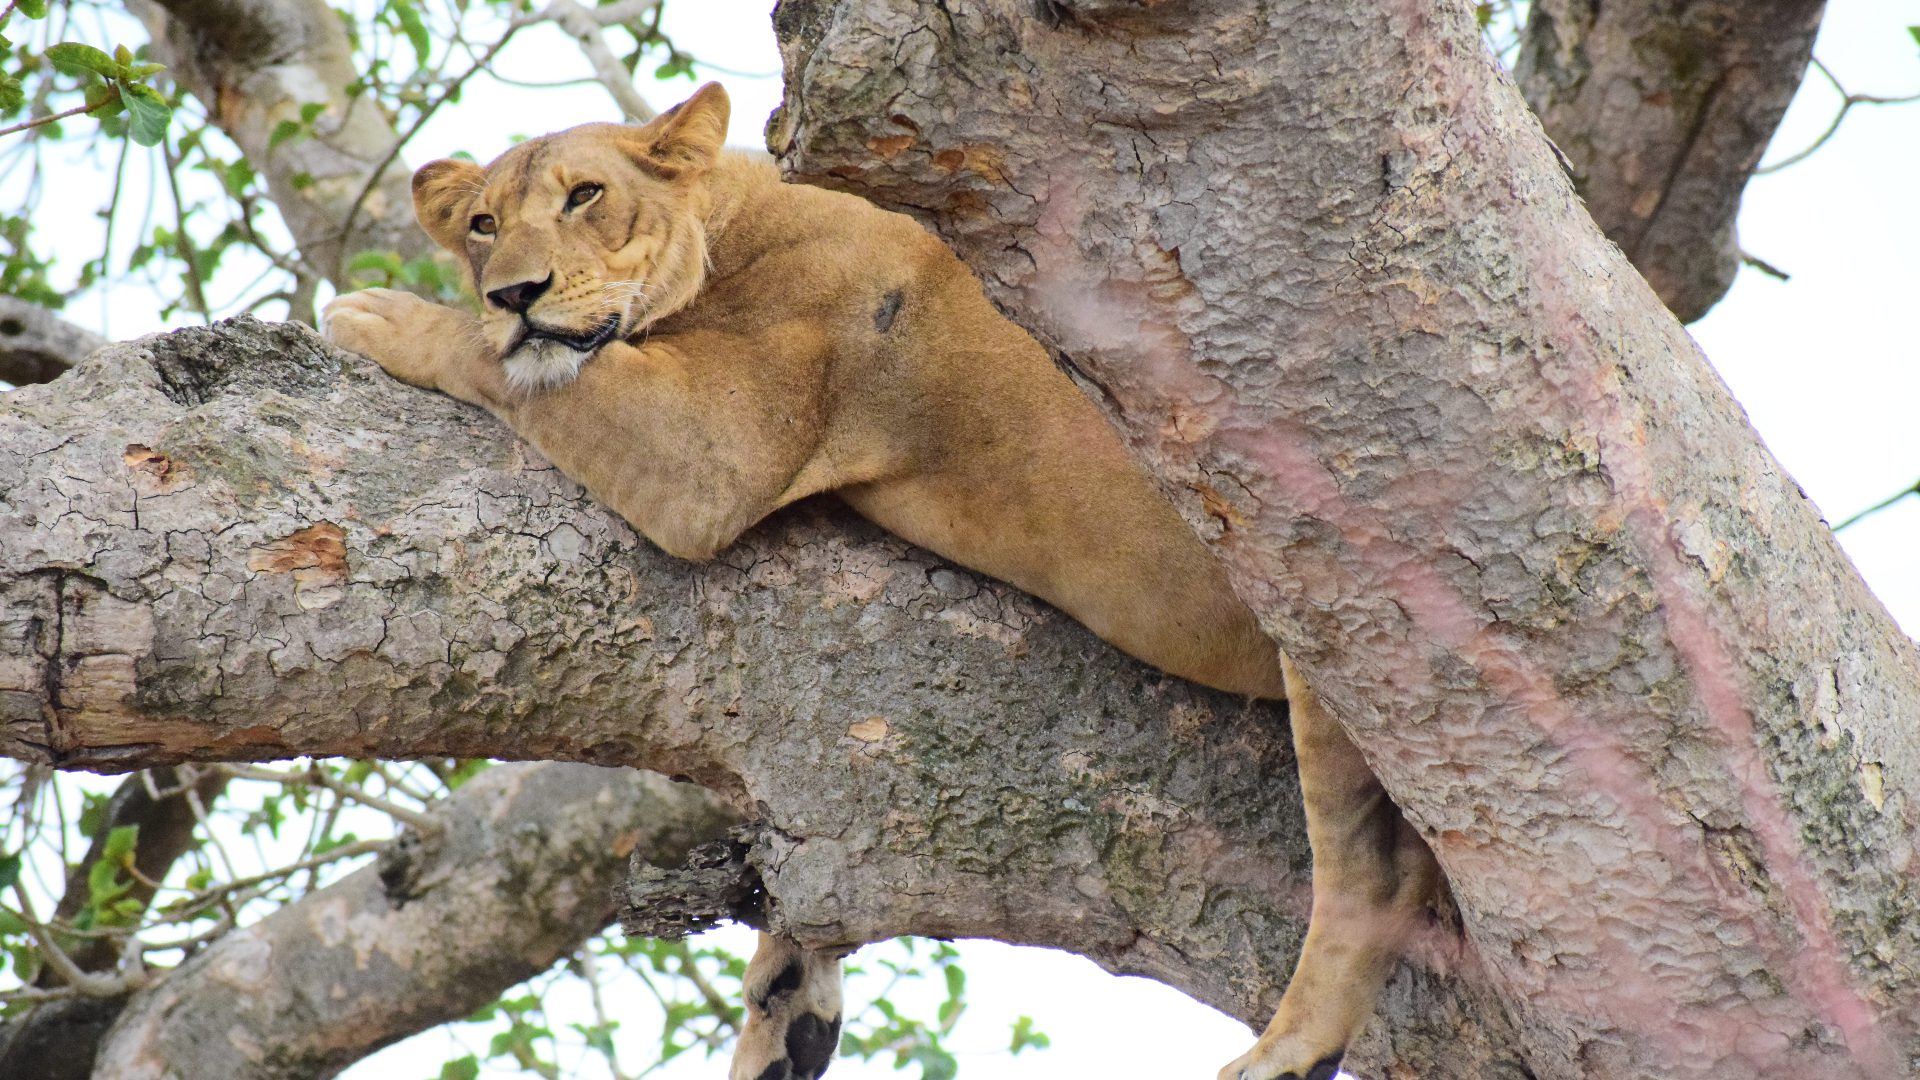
left=749, top=1061, right=791, bottom=1080
left=753, top=957, right=804, bottom=1008
left=784, top=1012, right=839, bottom=1078
left=873, top=289, right=904, bottom=333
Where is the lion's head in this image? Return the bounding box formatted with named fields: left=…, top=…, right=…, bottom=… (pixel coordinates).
left=410, top=82, right=731, bottom=391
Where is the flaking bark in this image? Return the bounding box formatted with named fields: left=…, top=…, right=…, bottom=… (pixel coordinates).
left=769, top=1, right=1920, bottom=1077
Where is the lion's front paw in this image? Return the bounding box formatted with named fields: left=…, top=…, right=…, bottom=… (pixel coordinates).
left=323, top=288, right=460, bottom=390
left=1218, top=1044, right=1344, bottom=1080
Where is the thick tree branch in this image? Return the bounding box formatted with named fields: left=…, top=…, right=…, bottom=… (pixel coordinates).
left=1514, top=0, right=1826, bottom=321
left=0, top=298, right=106, bottom=387
left=769, top=1, right=1919, bottom=1077
left=85, top=762, right=737, bottom=1079
left=0, top=316, right=1515, bottom=1075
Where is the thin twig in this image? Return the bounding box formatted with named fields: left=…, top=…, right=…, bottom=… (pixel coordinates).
left=334, top=17, right=533, bottom=260
left=1834, top=480, right=1920, bottom=532
left=160, top=131, right=212, bottom=323
left=0, top=99, right=99, bottom=140
left=1757, top=57, right=1920, bottom=175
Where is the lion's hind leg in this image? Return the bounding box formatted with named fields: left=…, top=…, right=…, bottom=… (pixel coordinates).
left=730, top=933, right=845, bottom=1080
left=1220, top=656, right=1440, bottom=1080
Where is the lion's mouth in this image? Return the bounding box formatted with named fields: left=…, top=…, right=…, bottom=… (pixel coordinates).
left=513, top=313, right=622, bottom=355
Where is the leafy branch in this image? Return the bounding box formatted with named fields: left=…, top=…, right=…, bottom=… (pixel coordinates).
left=4, top=43, right=171, bottom=146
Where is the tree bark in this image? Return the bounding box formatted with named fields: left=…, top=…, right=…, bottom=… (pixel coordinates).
left=90, top=762, right=736, bottom=1080
left=768, top=1, right=1919, bottom=1077
left=1514, top=0, right=1825, bottom=321
left=6, top=2, right=1915, bottom=1078
left=0, top=317, right=1523, bottom=1076
left=0, top=297, right=106, bottom=387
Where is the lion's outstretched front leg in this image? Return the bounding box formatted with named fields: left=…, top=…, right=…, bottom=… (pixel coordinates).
left=1220, top=656, right=1440, bottom=1080
left=731, top=933, right=844, bottom=1080
left=323, top=288, right=509, bottom=410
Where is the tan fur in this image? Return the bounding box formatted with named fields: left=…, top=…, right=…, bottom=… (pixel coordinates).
left=323, top=82, right=1437, bottom=1080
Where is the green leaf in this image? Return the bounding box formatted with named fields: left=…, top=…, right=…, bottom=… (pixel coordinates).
left=122, top=62, right=166, bottom=80
left=184, top=867, right=213, bottom=891
left=113, top=44, right=133, bottom=68
left=436, top=1055, right=480, bottom=1080
left=87, top=858, right=129, bottom=908
left=1910, top=26, right=1920, bottom=48
left=654, top=50, right=694, bottom=81
left=0, top=852, right=20, bottom=892
left=121, top=82, right=170, bottom=146
left=1009, top=1014, right=1050, bottom=1054
left=268, top=119, right=304, bottom=151
left=15, top=0, right=46, bottom=20
left=79, top=792, right=111, bottom=838
left=102, top=824, right=141, bottom=867
left=0, top=907, right=29, bottom=935
left=0, top=76, right=19, bottom=115
left=46, top=43, right=118, bottom=78
left=389, top=0, right=431, bottom=66
left=905, top=1045, right=957, bottom=1080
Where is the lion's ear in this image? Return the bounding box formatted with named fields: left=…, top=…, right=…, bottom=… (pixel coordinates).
left=412, top=158, right=486, bottom=252
left=629, top=82, right=730, bottom=180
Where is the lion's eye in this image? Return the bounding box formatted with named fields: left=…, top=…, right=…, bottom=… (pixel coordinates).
left=470, top=214, right=497, bottom=237
left=566, top=183, right=602, bottom=210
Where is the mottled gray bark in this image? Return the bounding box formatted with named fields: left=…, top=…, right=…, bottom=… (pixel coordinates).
left=770, top=1, right=1919, bottom=1078
left=1515, top=0, right=1825, bottom=320
left=0, top=317, right=1512, bottom=1073
left=0, top=297, right=106, bottom=387
left=89, top=762, right=736, bottom=1080
left=127, top=0, right=430, bottom=289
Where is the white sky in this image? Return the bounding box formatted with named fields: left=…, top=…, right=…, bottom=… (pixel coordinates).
left=13, top=2, right=1919, bottom=1079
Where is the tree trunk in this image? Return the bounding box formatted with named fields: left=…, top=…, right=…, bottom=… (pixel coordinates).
left=769, top=1, right=1920, bottom=1077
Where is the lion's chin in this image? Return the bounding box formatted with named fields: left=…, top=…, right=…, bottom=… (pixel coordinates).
left=502, top=339, right=592, bottom=393
left=499, top=313, right=625, bottom=393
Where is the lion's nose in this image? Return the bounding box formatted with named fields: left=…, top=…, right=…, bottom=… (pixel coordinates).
left=487, top=275, right=553, bottom=315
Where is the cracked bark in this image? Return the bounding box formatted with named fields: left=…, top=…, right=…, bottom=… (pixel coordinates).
left=1, top=317, right=1508, bottom=1073
left=1, top=3, right=1913, bottom=1079
left=1514, top=0, right=1826, bottom=321
left=768, top=1, right=1919, bottom=1078
left=85, top=762, right=737, bottom=1080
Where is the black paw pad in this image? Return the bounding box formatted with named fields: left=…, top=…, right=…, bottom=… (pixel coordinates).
left=785, top=1011, right=841, bottom=1078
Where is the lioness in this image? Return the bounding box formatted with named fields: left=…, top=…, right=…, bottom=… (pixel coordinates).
left=324, top=82, right=1437, bottom=1080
